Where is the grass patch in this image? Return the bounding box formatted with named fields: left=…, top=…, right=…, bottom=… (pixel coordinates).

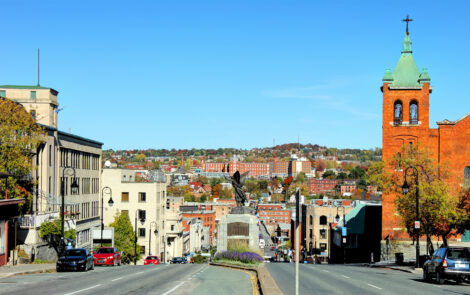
left=213, top=259, right=263, bottom=267
left=33, top=259, right=54, bottom=264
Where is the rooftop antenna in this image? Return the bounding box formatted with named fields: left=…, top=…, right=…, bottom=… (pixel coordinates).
left=37, top=48, right=40, bottom=86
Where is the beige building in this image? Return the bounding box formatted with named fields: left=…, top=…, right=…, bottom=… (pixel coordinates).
left=102, top=168, right=168, bottom=262
left=303, top=199, right=354, bottom=260
left=164, top=209, right=184, bottom=262
left=7, top=85, right=103, bottom=261
left=0, top=85, right=59, bottom=128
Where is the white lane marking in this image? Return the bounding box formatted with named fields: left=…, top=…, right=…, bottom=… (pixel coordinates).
left=341, top=275, right=350, bottom=279
left=111, top=277, right=123, bottom=282
left=161, top=282, right=185, bottom=295
left=367, top=283, right=382, bottom=290
left=136, top=271, right=144, bottom=274
left=64, top=284, right=101, bottom=295
left=433, top=285, right=441, bottom=288
left=321, top=269, right=329, bottom=273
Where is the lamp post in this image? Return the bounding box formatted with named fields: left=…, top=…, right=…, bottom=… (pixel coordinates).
left=335, top=205, right=346, bottom=264
left=134, top=209, right=145, bottom=265
left=402, top=166, right=420, bottom=268
left=61, top=166, right=79, bottom=254
left=101, top=186, right=114, bottom=247
left=149, top=221, right=158, bottom=256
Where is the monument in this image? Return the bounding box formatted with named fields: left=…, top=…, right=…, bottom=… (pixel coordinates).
left=217, top=169, right=260, bottom=251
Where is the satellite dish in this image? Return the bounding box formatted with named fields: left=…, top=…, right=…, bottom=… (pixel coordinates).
left=104, top=160, right=112, bottom=168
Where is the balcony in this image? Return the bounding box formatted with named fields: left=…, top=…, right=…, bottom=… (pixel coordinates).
left=18, top=212, right=59, bottom=229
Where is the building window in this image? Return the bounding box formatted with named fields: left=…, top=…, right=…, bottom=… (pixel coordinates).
left=309, top=215, right=313, bottom=225
left=139, top=210, right=146, bottom=221
left=394, top=100, right=403, bottom=125
left=30, top=91, right=36, bottom=100
left=319, top=215, right=327, bottom=225
left=122, top=192, right=129, bottom=202
left=140, top=246, right=145, bottom=254
left=309, top=229, right=312, bottom=238
left=139, top=228, right=146, bottom=237
left=122, top=210, right=129, bottom=216
left=171, top=225, right=175, bottom=231
left=320, top=229, right=326, bottom=239
left=0, top=90, right=5, bottom=97
left=409, top=100, right=418, bottom=124
left=464, top=167, right=470, bottom=188
left=320, top=243, right=327, bottom=250
left=48, top=145, right=52, bottom=167
left=139, top=192, right=146, bottom=202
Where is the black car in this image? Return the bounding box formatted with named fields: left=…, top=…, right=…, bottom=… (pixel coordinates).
left=57, top=248, right=94, bottom=272
left=170, top=257, right=187, bottom=264
left=423, top=247, right=470, bottom=284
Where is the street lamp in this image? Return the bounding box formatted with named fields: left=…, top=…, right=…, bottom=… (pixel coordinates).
left=149, top=221, right=158, bottom=256
left=61, top=166, right=79, bottom=254
left=134, top=209, right=145, bottom=265
left=402, top=166, right=420, bottom=268
left=101, top=186, right=114, bottom=247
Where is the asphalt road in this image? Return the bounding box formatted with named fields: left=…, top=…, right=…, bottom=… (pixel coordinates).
left=0, top=264, right=253, bottom=295
left=266, top=263, right=470, bottom=295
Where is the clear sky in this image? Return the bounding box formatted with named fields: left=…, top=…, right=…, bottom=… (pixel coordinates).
left=2, top=1, right=469, bottom=150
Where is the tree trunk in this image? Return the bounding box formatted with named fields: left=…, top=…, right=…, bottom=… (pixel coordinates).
left=426, top=234, right=434, bottom=257
left=441, top=235, right=448, bottom=247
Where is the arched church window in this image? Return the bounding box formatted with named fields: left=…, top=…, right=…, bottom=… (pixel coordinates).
left=410, top=101, right=418, bottom=124
left=319, top=215, right=327, bottom=225
left=394, top=101, right=403, bottom=125
left=464, top=167, right=470, bottom=188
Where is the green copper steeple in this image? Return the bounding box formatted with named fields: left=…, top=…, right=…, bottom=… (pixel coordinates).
left=391, top=33, right=421, bottom=87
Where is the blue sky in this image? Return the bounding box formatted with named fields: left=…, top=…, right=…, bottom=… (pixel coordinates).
left=2, top=1, right=470, bottom=150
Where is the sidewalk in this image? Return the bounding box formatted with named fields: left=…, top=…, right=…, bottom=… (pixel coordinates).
left=0, top=263, right=56, bottom=278
left=366, top=260, right=422, bottom=275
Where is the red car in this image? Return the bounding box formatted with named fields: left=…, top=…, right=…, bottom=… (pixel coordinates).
left=144, top=256, right=160, bottom=265
left=93, top=247, right=121, bottom=266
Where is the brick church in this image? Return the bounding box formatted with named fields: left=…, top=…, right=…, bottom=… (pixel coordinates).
left=381, top=23, right=470, bottom=239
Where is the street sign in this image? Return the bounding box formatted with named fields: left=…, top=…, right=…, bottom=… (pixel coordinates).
left=342, top=227, right=347, bottom=237
left=414, top=221, right=420, bottom=229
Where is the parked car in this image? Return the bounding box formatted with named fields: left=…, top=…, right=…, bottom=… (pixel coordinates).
left=57, top=248, right=94, bottom=272
left=170, top=257, right=187, bottom=264
left=93, top=247, right=121, bottom=266
left=423, top=247, right=470, bottom=284
left=144, top=256, right=160, bottom=265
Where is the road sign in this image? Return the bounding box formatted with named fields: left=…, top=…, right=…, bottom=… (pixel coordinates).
left=414, top=221, right=420, bottom=229
left=342, top=227, right=347, bottom=237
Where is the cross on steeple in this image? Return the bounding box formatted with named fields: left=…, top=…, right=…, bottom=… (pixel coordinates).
left=402, top=15, right=413, bottom=35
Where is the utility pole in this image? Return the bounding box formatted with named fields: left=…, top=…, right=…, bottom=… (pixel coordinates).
left=295, top=188, right=300, bottom=295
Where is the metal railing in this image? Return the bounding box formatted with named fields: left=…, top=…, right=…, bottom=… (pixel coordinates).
left=18, top=212, right=59, bottom=229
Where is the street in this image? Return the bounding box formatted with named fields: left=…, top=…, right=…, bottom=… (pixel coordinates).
left=0, top=264, right=253, bottom=295
left=266, top=263, right=470, bottom=295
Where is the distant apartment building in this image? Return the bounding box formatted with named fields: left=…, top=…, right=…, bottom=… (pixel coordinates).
left=183, top=202, right=233, bottom=223
left=340, top=185, right=356, bottom=195
left=309, top=179, right=339, bottom=195
left=181, top=210, right=216, bottom=245
left=258, top=204, right=284, bottom=211
left=258, top=208, right=291, bottom=225
left=201, top=161, right=270, bottom=178
left=102, top=168, right=167, bottom=260
left=166, top=196, right=184, bottom=210
left=290, top=160, right=311, bottom=176
left=271, top=160, right=289, bottom=177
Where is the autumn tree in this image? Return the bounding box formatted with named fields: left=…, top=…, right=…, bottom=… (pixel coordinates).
left=368, top=144, right=465, bottom=253
left=109, top=212, right=141, bottom=264
left=0, top=97, right=45, bottom=205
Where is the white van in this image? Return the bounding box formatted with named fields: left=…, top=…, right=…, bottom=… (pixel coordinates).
left=259, top=239, right=265, bottom=249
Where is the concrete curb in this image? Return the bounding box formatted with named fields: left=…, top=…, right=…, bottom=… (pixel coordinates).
left=366, top=263, right=421, bottom=274
left=0, top=266, right=56, bottom=278
left=210, top=262, right=284, bottom=295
